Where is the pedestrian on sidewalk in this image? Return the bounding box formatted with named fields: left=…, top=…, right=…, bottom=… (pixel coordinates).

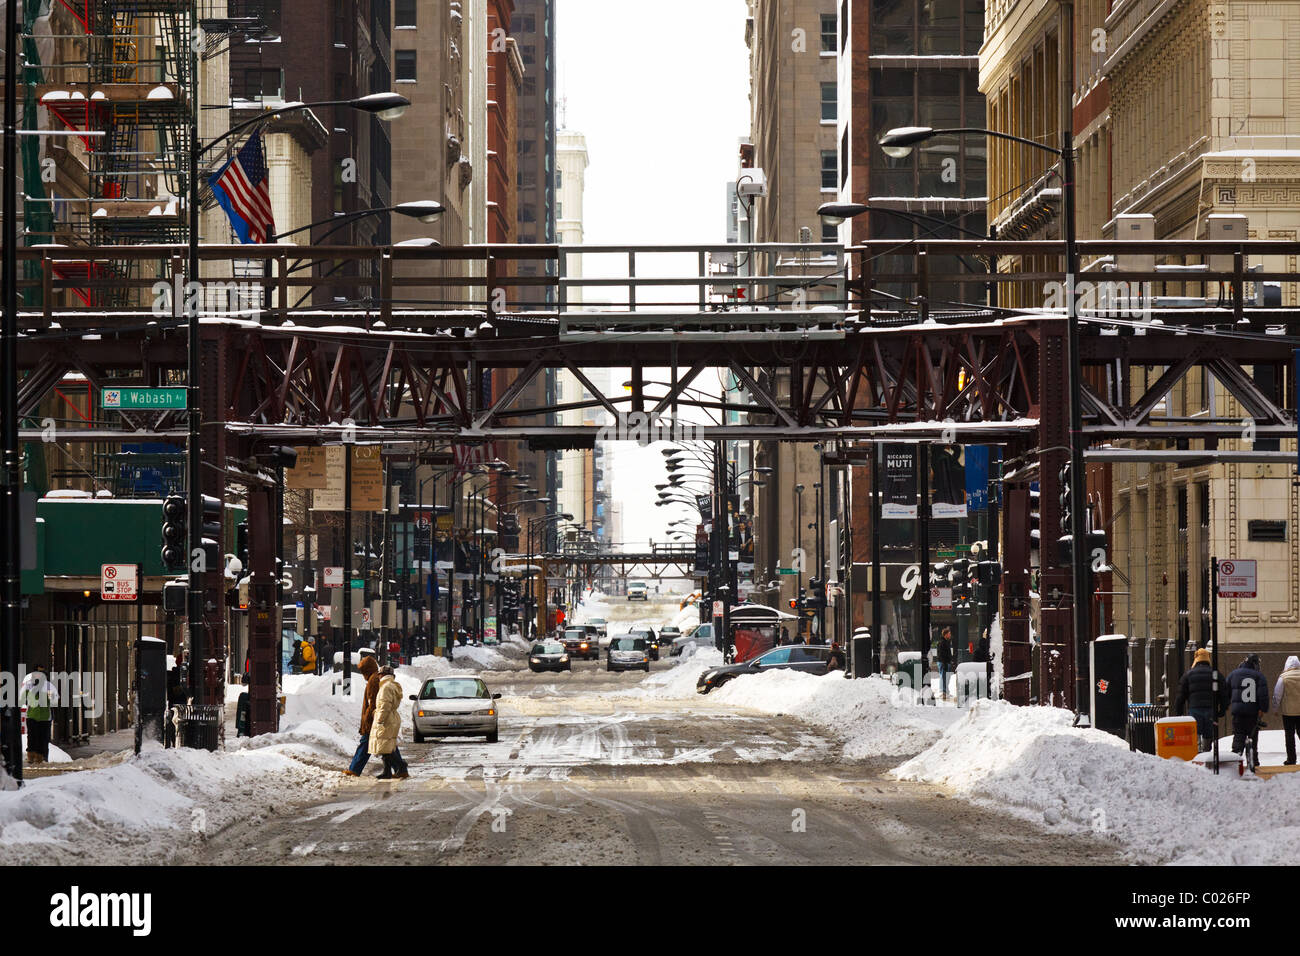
left=368, top=665, right=409, bottom=780
left=1227, top=653, right=1269, bottom=754
left=936, top=627, right=954, bottom=699
left=21, top=669, right=57, bottom=764
left=1175, top=648, right=1229, bottom=752
left=343, top=654, right=381, bottom=777
left=1272, top=655, right=1300, bottom=765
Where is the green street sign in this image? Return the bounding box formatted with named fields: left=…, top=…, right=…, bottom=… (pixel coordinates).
left=101, top=387, right=187, bottom=410
left=778, top=568, right=798, bottom=575
left=350, top=579, right=365, bottom=589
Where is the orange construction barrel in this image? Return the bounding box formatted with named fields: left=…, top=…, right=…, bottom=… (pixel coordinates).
left=1155, top=715, right=1200, bottom=760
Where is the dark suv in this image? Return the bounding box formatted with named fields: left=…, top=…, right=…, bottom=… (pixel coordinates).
left=696, top=644, right=831, bottom=694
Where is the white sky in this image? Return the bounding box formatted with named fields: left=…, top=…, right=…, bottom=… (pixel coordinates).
left=556, top=0, right=751, bottom=551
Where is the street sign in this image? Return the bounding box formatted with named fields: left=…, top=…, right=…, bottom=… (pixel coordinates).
left=778, top=568, right=797, bottom=575
left=1217, top=559, right=1257, bottom=598
left=712, top=600, right=724, bottom=618
left=350, top=578, right=365, bottom=589
left=930, top=586, right=953, bottom=610
left=322, top=566, right=343, bottom=588
left=101, top=563, right=139, bottom=601
left=101, top=387, right=187, bottom=410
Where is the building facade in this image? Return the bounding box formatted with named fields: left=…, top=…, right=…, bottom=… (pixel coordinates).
left=1104, top=0, right=1300, bottom=654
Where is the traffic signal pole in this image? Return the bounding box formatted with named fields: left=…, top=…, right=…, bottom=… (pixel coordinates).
left=917, top=444, right=932, bottom=702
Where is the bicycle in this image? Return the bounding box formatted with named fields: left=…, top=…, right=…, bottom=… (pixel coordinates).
left=1239, top=718, right=1266, bottom=776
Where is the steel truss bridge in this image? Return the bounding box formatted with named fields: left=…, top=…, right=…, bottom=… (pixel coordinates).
left=14, top=238, right=1300, bottom=715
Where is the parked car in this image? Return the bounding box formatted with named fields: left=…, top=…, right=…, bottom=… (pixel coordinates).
left=629, top=625, right=660, bottom=660
left=696, top=644, right=831, bottom=694
left=528, top=640, right=571, bottom=673
left=670, top=622, right=712, bottom=657
left=561, top=627, right=599, bottom=661
left=410, top=676, right=501, bottom=742
left=658, top=624, right=682, bottom=645
left=627, top=581, right=648, bottom=601
left=587, top=617, right=608, bottom=639
left=607, top=635, right=651, bottom=672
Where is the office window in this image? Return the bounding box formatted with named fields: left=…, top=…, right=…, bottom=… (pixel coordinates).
left=394, top=0, right=416, bottom=28
left=521, top=44, right=536, bottom=65
left=821, top=14, right=837, bottom=52
left=557, top=201, right=563, bottom=218
left=556, top=169, right=562, bottom=188
left=821, top=83, right=837, bottom=121
left=821, top=150, right=837, bottom=189
left=822, top=220, right=838, bottom=242
left=395, top=49, right=417, bottom=81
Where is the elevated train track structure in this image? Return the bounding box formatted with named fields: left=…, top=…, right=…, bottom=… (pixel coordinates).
left=13, top=237, right=1300, bottom=714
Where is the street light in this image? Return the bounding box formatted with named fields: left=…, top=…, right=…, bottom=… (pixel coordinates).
left=183, top=86, right=410, bottom=715
left=878, top=122, right=1088, bottom=711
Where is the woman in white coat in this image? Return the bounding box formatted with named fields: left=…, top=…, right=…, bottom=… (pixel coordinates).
left=368, top=666, right=409, bottom=779
left=1271, top=655, right=1300, bottom=766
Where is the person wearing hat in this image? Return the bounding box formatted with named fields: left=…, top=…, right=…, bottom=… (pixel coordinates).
left=826, top=642, right=846, bottom=672
left=1227, top=653, right=1269, bottom=755
left=1175, top=647, right=1229, bottom=752
left=299, top=635, right=317, bottom=675
left=1271, top=656, right=1300, bottom=765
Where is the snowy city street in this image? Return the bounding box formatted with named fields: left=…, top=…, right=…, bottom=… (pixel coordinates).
left=4, top=593, right=1298, bottom=871
left=3, top=0, right=1299, bottom=937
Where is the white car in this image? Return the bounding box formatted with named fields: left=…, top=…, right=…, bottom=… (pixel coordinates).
left=410, top=676, right=501, bottom=743
left=607, top=635, right=651, bottom=672
left=627, top=582, right=648, bottom=601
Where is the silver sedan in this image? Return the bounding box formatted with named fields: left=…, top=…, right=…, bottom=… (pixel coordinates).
left=409, top=676, right=501, bottom=743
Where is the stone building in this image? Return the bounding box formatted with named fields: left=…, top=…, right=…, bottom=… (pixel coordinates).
left=1104, top=0, right=1300, bottom=653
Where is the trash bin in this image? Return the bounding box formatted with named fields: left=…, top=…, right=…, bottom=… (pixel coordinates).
left=851, top=627, right=872, bottom=678
left=896, top=650, right=925, bottom=695
left=1127, top=702, right=1165, bottom=754
left=178, top=703, right=221, bottom=751
left=955, top=661, right=989, bottom=707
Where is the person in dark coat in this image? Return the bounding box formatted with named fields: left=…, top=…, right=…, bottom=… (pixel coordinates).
left=936, top=628, right=954, bottom=699
left=1175, top=648, right=1230, bottom=751
left=827, top=642, right=846, bottom=672
left=1227, top=653, right=1270, bottom=754
left=343, top=654, right=381, bottom=776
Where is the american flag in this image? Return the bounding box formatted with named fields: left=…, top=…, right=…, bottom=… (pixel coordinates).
left=208, top=130, right=275, bottom=244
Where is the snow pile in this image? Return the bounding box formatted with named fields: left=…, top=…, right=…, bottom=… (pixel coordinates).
left=0, top=742, right=334, bottom=862
left=710, top=671, right=961, bottom=758
left=892, top=700, right=1300, bottom=865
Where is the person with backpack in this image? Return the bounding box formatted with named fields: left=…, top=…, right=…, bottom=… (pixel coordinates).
left=1271, top=656, right=1300, bottom=766
left=1227, top=653, right=1270, bottom=755
left=1175, top=648, right=1230, bottom=752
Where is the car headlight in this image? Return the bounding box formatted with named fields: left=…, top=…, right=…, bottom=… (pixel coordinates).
left=529, top=657, right=540, bottom=663
left=560, top=654, right=569, bottom=662
left=701, top=671, right=716, bottom=684
left=579, top=643, right=588, bottom=649
left=487, top=709, right=495, bottom=716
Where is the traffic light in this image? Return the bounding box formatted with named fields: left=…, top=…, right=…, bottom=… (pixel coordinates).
left=977, top=559, right=1002, bottom=588
left=160, top=494, right=187, bottom=571
left=236, top=520, right=249, bottom=571
left=200, top=494, right=222, bottom=572
left=808, top=578, right=826, bottom=607
left=1058, top=463, right=1072, bottom=534
left=1028, top=487, right=1041, bottom=554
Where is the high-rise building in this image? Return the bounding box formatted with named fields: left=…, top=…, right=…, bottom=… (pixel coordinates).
left=744, top=0, right=839, bottom=621
left=1103, top=0, right=1300, bottom=652
left=510, top=0, right=559, bottom=543
left=231, top=0, right=395, bottom=253
left=554, top=127, right=592, bottom=529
